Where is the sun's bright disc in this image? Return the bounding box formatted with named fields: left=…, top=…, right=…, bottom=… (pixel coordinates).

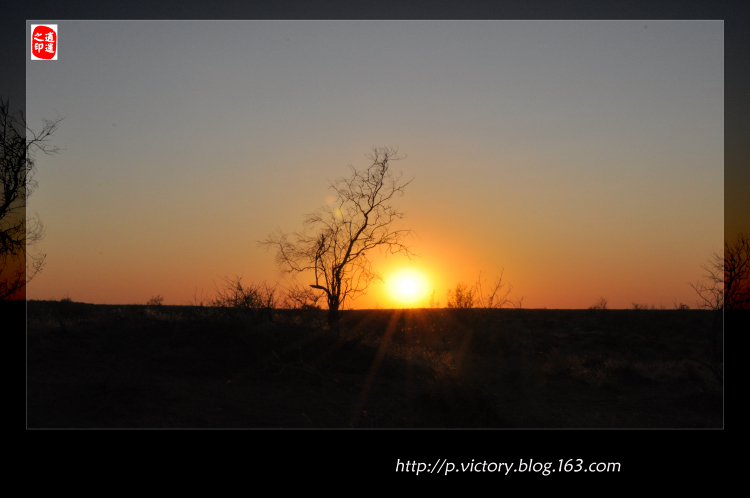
left=389, top=269, right=429, bottom=307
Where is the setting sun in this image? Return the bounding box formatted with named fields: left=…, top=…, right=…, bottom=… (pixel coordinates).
left=388, top=269, right=429, bottom=307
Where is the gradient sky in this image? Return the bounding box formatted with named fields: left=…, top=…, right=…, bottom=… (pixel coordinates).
left=26, top=20, right=723, bottom=309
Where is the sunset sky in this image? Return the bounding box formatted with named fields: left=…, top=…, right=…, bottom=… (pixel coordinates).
left=26, top=20, right=723, bottom=309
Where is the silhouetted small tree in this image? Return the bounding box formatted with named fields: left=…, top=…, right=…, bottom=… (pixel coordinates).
left=690, top=255, right=724, bottom=311
left=1, top=97, right=62, bottom=299
left=147, top=295, right=164, bottom=306
left=447, top=282, right=475, bottom=309
left=588, top=297, right=608, bottom=310
left=211, top=276, right=276, bottom=319
left=473, top=268, right=520, bottom=308
left=428, top=289, right=440, bottom=308
left=261, top=147, right=414, bottom=329
left=447, top=269, right=522, bottom=310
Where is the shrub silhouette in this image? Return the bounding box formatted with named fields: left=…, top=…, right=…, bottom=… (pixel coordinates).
left=147, top=295, right=164, bottom=306
left=211, top=276, right=276, bottom=320
left=589, top=297, right=608, bottom=310
left=447, top=269, right=522, bottom=310
left=447, top=282, right=475, bottom=309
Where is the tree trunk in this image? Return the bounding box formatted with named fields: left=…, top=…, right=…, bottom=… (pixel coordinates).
left=327, top=302, right=341, bottom=333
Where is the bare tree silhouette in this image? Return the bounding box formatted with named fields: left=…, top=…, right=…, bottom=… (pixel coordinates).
left=261, top=147, right=414, bottom=329
left=685, top=234, right=750, bottom=384
left=723, top=232, right=750, bottom=310
left=691, top=232, right=750, bottom=310
left=1, top=97, right=62, bottom=299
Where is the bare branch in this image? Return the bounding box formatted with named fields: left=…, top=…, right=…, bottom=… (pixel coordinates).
left=474, top=268, right=514, bottom=308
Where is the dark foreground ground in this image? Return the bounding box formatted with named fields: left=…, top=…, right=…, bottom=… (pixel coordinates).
left=26, top=302, right=723, bottom=428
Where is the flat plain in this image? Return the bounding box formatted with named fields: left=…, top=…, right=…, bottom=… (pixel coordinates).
left=26, top=302, right=723, bottom=428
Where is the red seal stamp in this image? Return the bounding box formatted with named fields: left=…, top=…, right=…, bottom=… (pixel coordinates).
left=31, top=25, right=58, bottom=60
